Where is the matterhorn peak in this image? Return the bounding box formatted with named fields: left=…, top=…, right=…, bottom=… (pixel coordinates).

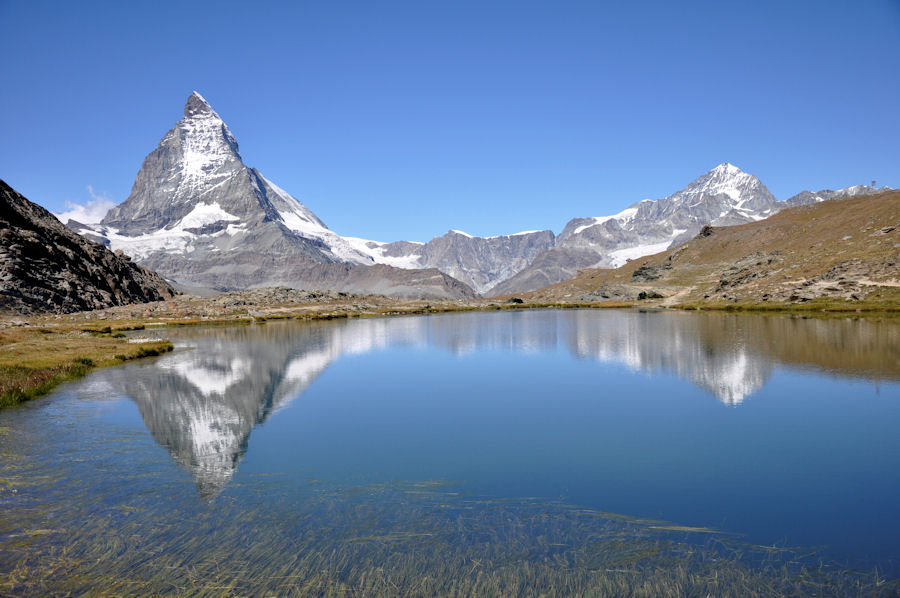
left=184, top=91, right=217, bottom=118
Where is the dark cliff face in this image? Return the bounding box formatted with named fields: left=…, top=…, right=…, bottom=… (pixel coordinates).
left=0, top=180, right=177, bottom=315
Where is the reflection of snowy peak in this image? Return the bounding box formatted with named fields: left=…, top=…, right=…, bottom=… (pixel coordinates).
left=108, top=311, right=893, bottom=497
left=562, top=311, right=769, bottom=404
left=120, top=320, right=427, bottom=496
left=124, top=328, right=337, bottom=498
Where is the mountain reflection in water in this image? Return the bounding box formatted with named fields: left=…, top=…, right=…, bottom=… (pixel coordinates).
left=113, top=310, right=898, bottom=496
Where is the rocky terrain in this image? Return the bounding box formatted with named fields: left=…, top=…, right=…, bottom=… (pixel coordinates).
left=4, top=287, right=471, bottom=325
left=522, top=190, right=900, bottom=306
left=75, top=93, right=475, bottom=300
left=0, top=180, right=177, bottom=315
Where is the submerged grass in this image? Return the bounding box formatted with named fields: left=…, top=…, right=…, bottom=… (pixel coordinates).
left=0, top=477, right=894, bottom=597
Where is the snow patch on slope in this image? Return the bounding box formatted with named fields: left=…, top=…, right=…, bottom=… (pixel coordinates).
left=173, top=104, right=241, bottom=198
left=343, top=237, right=424, bottom=269
left=180, top=202, right=241, bottom=228
left=608, top=240, right=673, bottom=268
left=572, top=207, right=638, bottom=235
left=87, top=201, right=248, bottom=260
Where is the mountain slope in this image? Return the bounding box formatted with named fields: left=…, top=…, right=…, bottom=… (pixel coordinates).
left=523, top=190, right=900, bottom=305
left=77, top=93, right=474, bottom=299
left=0, top=180, right=176, bottom=314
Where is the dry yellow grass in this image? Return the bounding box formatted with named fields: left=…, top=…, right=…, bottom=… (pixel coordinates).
left=0, top=324, right=172, bottom=407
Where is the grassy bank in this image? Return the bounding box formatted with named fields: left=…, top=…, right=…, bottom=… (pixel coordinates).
left=0, top=324, right=173, bottom=407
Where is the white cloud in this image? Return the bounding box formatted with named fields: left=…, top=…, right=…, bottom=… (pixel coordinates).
left=54, top=185, right=116, bottom=225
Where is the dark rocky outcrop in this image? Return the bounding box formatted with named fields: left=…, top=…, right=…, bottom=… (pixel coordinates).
left=0, top=180, right=177, bottom=314
left=631, top=263, right=672, bottom=282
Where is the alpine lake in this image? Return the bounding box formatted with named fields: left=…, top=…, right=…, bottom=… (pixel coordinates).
left=1, top=309, right=898, bottom=596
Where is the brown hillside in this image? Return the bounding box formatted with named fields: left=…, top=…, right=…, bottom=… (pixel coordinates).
left=525, top=190, right=900, bottom=305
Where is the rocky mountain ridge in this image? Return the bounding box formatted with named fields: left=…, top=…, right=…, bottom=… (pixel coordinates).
left=66, top=92, right=889, bottom=299
left=0, top=180, right=176, bottom=314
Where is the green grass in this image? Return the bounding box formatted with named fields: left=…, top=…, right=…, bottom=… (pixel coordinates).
left=0, top=360, right=95, bottom=408
left=0, top=339, right=173, bottom=408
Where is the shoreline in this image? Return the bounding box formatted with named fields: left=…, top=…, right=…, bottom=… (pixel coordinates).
left=2, top=292, right=898, bottom=408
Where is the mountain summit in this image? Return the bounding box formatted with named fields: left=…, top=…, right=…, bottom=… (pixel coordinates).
left=102, top=92, right=332, bottom=246
left=80, top=93, right=475, bottom=299
left=184, top=90, right=215, bottom=117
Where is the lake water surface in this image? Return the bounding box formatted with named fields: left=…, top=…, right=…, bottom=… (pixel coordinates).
left=1, top=310, right=899, bottom=595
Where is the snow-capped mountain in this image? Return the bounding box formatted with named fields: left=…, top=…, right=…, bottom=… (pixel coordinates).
left=76, top=92, right=474, bottom=299
left=101, top=92, right=369, bottom=264
left=486, top=164, right=887, bottom=295
left=558, top=163, right=778, bottom=263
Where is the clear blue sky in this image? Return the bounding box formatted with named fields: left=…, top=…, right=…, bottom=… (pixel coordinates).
left=1, top=0, right=898, bottom=241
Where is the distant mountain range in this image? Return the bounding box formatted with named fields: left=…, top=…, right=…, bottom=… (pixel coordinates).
left=64, top=92, right=889, bottom=298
